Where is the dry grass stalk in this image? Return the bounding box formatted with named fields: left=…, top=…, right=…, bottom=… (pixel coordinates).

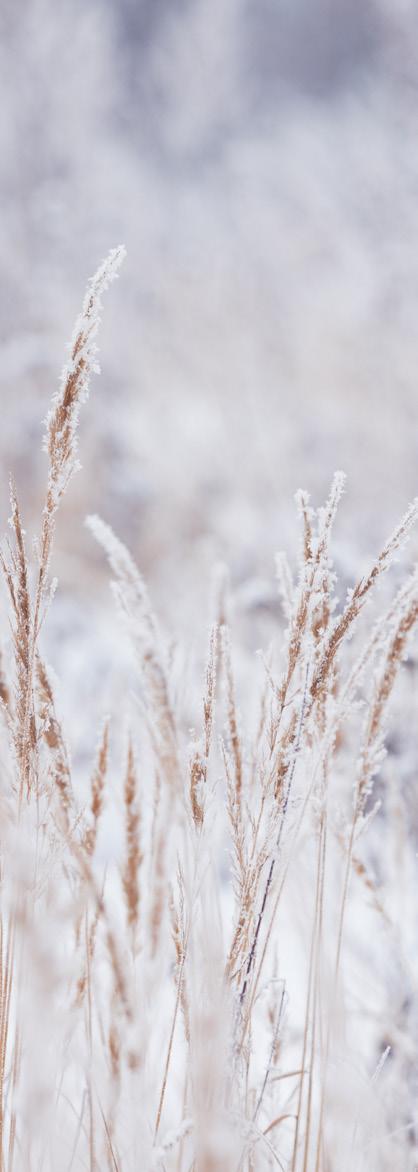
left=36, top=656, right=73, bottom=818
left=1, top=251, right=418, bottom=1170
left=309, top=498, right=418, bottom=709
left=189, top=623, right=218, bottom=830
left=84, top=719, right=110, bottom=856
left=1, top=484, right=36, bottom=798
left=122, top=738, right=142, bottom=948
left=42, top=246, right=126, bottom=592
left=86, top=515, right=180, bottom=793
left=1, top=248, right=125, bottom=803
left=222, top=625, right=243, bottom=813
left=312, top=579, right=418, bottom=1171
left=170, top=871, right=190, bottom=1045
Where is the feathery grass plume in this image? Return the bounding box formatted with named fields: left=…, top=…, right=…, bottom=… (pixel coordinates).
left=189, top=623, right=218, bottom=830
left=203, top=624, right=218, bottom=761
left=221, top=625, right=243, bottom=814
left=86, top=515, right=180, bottom=792
left=41, top=246, right=126, bottom=591
left=223, top=621, right=264, bottom=989
left=318, top=565, right=418, bottom=783
left=0, top=248, right=125, bottom=803
left=309, top=495, right=418, bottom=708
left=356, top=586, right=418, bottom=815
left=0, top=482, right=36, bottom=797
left=122, top=737, right=142, bottom=949
left=189, top=749, right=206, bottom=831
left=270, top=473, right=345, bottom=744
left=169, top=868, right=190, bottom=1044
left=149, top=805, right=167, bottom=960
left=75, top=720, right=109, bottom=1012
left=225, top=777, right=270, bottom=988
left=84, top=718, right=109, bottom=856
left=36, top=656, right=73, bottom=820
left=297, top=488, right=314, bottom=566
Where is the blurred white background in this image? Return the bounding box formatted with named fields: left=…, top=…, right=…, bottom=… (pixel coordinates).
left=1, top=0, right=418, bottom=755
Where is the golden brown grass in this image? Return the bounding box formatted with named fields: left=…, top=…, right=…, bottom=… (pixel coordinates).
left=0, top=249, right=416, bottom=1170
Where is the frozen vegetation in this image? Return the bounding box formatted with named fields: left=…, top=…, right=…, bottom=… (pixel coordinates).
left=0, top=250, right=415, bottom=1169
left=0, top=3, right=418, bottom=1167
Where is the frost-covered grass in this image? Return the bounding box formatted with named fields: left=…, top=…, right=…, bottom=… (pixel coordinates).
left=0, top=252, right=417, bottom=1170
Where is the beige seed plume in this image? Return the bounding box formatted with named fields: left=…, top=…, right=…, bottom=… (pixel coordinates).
left=0, top=248, right=126, bottom=802
left=38, top=245, right=126, bottom=617
left=123, top=738, right=142, bottom=946
left=84, top=719, right=109, bottom=857
left=45, top=247, right=126, bottom=516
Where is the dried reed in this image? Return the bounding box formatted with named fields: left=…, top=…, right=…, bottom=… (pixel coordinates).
left=0, top=250, right=416, bottom=1172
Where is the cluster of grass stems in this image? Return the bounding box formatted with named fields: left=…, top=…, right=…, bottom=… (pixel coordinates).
left=0, top=249, right=416, bottom=1170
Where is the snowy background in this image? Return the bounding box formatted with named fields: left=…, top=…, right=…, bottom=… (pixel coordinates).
left=1, top=0, right=418, bottom=758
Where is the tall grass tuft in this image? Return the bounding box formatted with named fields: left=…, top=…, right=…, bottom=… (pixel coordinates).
left=0, top=249, right=416, bottom=1170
